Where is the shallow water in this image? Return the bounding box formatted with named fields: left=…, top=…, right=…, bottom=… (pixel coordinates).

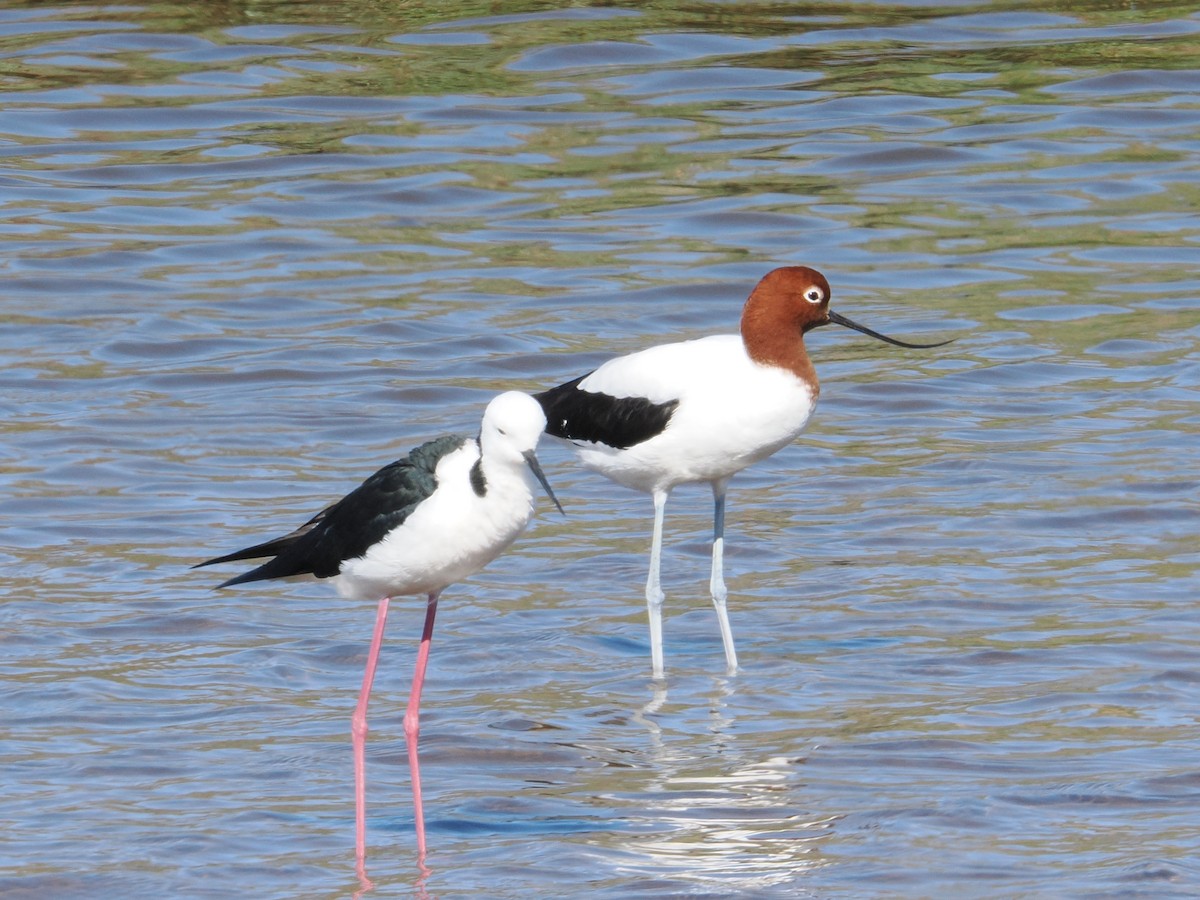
left=2, top=1, right=1199, bottom=897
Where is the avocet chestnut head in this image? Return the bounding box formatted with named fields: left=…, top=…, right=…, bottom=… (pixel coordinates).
left=536, top=266, right=950, bottom=678
left=194, top=390, right=562, bottom=865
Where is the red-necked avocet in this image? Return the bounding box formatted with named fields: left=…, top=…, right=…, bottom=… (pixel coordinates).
left=535, top=266, right=950, bottom=678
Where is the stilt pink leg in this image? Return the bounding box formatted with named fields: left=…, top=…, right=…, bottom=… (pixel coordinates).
left=405, top=592, right=440, bottom=860
left=353, top=596, right=391, bottom=864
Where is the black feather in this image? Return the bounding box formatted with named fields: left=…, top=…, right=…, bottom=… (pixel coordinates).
left=535, top=374, right=678, bottom=450
left=469, top=458, right=487, bottom=497
left=196, top=434, right=468, bottom=588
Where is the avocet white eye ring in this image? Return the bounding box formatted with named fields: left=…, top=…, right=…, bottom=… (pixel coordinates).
left=804, top=287, right=825, bottom=304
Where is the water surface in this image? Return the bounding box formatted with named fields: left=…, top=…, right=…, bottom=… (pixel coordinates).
left=2, top=1, right=1199, bottom=897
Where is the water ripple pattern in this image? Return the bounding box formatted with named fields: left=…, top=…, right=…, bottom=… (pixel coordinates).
left=2, top=2, right=1198, bottom=897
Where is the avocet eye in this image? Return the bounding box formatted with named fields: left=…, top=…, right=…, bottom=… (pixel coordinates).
left=804, top=287, right=825, bottom=304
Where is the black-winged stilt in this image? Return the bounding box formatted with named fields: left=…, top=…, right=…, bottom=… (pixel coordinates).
left=195, top=391, right=562, bottom=864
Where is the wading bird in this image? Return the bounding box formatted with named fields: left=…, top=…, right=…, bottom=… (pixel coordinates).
left=536, top=266, right=950, bottom=678
left=196, top=391, right=563, bottom=864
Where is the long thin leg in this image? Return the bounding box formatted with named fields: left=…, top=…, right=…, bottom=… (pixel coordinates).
left=646, top=489, right=669, bottom=679
left=353, top=595, right=391, bottom=864
left=405, top=592, right=440, bottom=861
left=710, top=478, right=738, bottom=674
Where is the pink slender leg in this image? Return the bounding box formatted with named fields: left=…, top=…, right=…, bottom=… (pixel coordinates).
left=352, top=596, right=391, bottom=864
left=405, top=592, right=440, bottom=860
